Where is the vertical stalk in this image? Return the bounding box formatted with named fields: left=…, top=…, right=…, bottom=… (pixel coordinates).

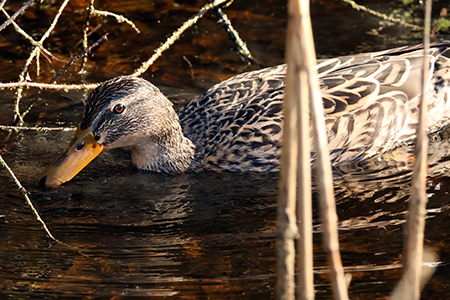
left=402, top=0, right=432, bottom=299
left=276, top=0, right=300, bottom=296
left=301, top=0, right=349, bottom=297
left=288, top=0, right=314, bottom=298
left=276, top=65, right=299, bottom=299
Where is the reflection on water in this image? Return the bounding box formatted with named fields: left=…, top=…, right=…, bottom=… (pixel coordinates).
left=2, top=0, right=450, bottom=299
left=3, top=129, right=450, bottom=298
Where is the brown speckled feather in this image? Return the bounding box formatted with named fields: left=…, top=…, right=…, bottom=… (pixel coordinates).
left=178, top=66, right=285, bottom=171
left=177, top=42, right=450, bottom=170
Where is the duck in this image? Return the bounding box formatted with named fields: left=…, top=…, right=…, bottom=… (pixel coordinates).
left=39, top=42, right=450, bottom=188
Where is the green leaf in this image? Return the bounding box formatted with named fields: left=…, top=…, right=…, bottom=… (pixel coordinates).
left=436, top=18, right=450, bottom=32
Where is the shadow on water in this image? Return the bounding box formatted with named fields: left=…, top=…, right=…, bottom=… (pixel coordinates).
left=2, top=0, right=450, bottom=299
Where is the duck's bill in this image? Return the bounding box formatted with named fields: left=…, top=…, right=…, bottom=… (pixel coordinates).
left=39, top=126, right=104, bottom=188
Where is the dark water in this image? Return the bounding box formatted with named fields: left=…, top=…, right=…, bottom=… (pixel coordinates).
left=1, top=0, right=450, bottom=299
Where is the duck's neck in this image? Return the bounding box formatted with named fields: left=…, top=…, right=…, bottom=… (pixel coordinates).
left=130, top=130, right=196, bottom=173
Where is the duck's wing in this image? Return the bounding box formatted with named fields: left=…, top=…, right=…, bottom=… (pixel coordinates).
left=178, top=65, right=286, bottom=171
left=321, top=42, right=450, bottom=164
left=179, top=42, right=450, bottom=169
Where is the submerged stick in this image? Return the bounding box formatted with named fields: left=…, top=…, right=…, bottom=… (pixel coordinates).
left=340, top=0, right=423, bottom=31
left=0, top=154, right=66, bottom=245
left=51, top=33, right=109, bottom=85
left=213, top=6, right=254, bottom=62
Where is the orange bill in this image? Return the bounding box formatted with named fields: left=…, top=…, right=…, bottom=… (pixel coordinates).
left=39, top=125, right=104, bottom=188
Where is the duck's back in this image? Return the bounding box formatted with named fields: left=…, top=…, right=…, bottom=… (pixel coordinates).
left=177, top=42, right=450, bottom=171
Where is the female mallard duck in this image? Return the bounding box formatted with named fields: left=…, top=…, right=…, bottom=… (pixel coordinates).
left=39, top=42, right=450, bottom=188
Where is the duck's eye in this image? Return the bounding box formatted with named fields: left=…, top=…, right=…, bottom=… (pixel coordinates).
left=93, top=132, right=101, bottom=141
left=113, top=104, right=125, bottom=114
left=75, top=141, right=85, bottom=151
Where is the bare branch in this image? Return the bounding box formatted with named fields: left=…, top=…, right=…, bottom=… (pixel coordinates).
left=213, top=7, right=254, bottom=61
left=92, top=8, right=140, bottom=33
left=13, top=0, right=72, bottom=125
left=340, top=0, right=423, bottom=30
left=0, top=125, right=76, bottom=132
left=1, top=8, right=58, bottom=61
left=0, top=0, right=34, bottom=33
left=0, top=82, right=98, bottom=90
left=131, top=0, right=230, bottom=77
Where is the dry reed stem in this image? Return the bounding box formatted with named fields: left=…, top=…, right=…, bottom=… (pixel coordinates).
left=391, top=249, right=437, bottom=300
left=277, top=0, right=303, bottom=297
left=400, top=0, right=433, bottom=298
left=306, top=1, right=349, bottom=299
left=285, top=0, right=314, bottom=298
left=276, top=67, right=299, bottom=300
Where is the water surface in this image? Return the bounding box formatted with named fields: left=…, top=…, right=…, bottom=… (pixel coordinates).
left=1, top=0, right=450, bottom=299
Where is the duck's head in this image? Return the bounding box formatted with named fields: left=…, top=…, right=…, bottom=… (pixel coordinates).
left=39, top=76, right=178, bottom=188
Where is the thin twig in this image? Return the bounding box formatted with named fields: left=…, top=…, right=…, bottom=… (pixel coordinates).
left=19, top=34, right=108, bottom=121
left=81, top=0, right=95, bottom=71
left=1, top=8, right=57, bottom=62
left=213, top=6, right=254, bottom=61
left=52, top=34, right=109, bottom=85
left=0, top=154, right=68, bottom=246
left=0, top=0, right=7, bottom=12
left=276, top=78, right=299, bottom=300
left=0, top=82, right=98, bottom=90
left=75, top=23, right=101, bottom=49
left=0, top=0, right=34, bottom=33
left=340, top=0, right=423, bottom=30
left=92, top=8, right=140, bottom=33
left=0, top=125, right=76, bottom=132
left=132, top=0, right=230, bottom=77
left=13, top=0, right=71, bottom=125
left=182, top=55, right=196, bottom=79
